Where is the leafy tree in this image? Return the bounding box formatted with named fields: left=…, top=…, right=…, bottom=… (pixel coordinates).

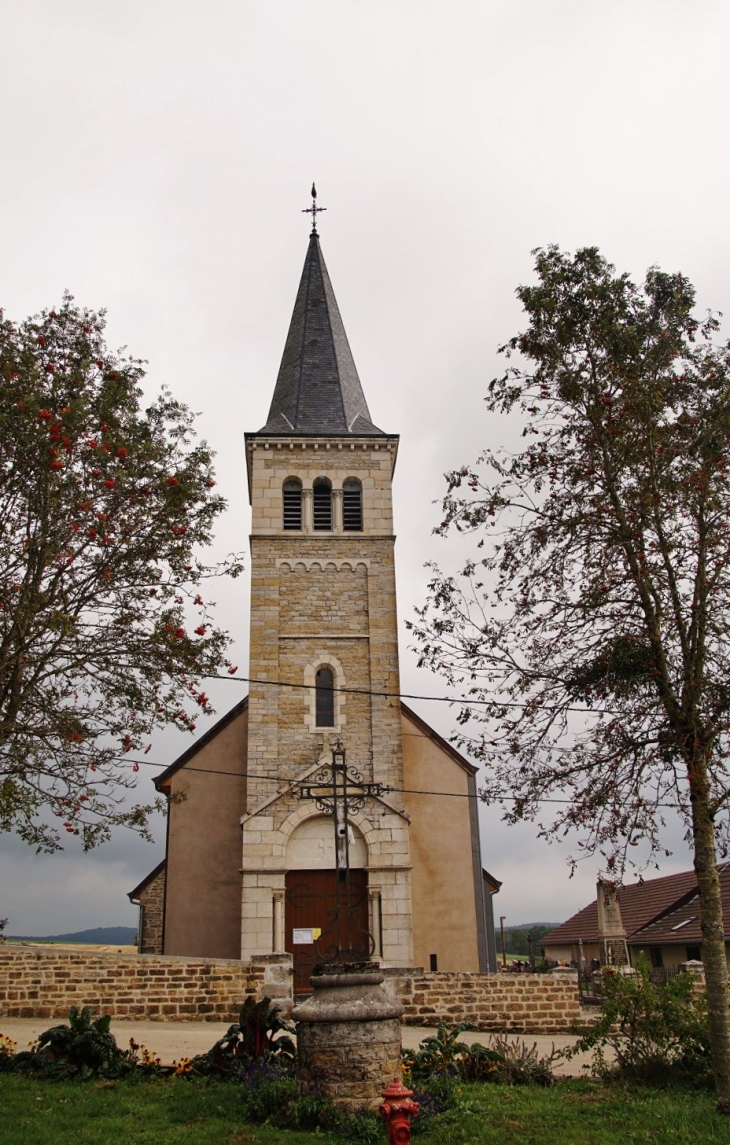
left=0, top=295, right=242, bottom=852
left=503, top=924, right=556, bottom=956
left=410, top=247, right=730, bottom=1110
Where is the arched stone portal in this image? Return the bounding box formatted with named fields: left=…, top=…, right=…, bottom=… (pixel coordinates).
left=285, top=816, right=369, bottom=993
left=285, top=814, right=367, bottom=869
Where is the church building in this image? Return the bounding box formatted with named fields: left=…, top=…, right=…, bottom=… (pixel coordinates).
left=129, top=219, right=500, bottom=981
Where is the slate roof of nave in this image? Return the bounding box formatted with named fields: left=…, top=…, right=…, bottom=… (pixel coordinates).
left=258, top=232, right=386, bottom=437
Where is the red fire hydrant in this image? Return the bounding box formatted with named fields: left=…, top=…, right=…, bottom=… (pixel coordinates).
left=379, top=1076, right=420, bottom=1144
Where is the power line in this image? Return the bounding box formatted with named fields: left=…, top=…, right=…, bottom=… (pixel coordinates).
left=200, top=672, right=624, bottom=715
left=116, top=754, right=683, bottom=810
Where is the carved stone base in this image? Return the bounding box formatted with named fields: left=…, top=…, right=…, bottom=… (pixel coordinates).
left=293, top=962, right=404, bottom=1108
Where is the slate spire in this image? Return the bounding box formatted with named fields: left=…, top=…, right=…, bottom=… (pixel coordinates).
left=259, top=233, right=384, bottom=436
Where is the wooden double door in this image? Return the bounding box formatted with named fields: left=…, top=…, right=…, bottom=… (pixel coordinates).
left=285, top=868, right=369, bottom=994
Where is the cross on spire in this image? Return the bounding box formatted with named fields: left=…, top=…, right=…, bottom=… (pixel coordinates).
left=302, top=182, right=326, bottom=233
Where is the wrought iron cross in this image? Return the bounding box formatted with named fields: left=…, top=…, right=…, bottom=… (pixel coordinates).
left=296, top=739, right=389, bottom=961
left=302, top=182, right=327, bottom=233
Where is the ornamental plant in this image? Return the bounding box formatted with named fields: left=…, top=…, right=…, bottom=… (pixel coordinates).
left=401, top=1021, right=479, bottom=1082
left=187, top=996, right=296, bottom=1079
left=567, top=955, right=711, bottom=1087
left=0, top=295, right=243, bottom=851
left=10, top=1007, right=134, bottom=1080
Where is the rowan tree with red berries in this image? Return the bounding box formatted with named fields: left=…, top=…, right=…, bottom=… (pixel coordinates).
left=0, top=294, right=242, bottom=853
left=410, top=247, right=730, bottom=1110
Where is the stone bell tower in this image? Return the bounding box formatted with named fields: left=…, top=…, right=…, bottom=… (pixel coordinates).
left=241, top=222, right=414, bottom=970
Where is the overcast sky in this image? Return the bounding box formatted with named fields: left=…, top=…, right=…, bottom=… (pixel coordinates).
left=2, top=0, right=727, bottom=936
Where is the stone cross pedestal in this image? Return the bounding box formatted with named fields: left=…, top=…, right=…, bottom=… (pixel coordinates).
left=292, top=961, right=404, bottom=1108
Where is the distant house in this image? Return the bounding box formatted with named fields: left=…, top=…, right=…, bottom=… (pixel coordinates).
left=541, top=865, right=730, bottom=970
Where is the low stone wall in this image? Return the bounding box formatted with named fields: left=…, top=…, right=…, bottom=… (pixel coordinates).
left=0, top=946, right=580, bottom=1032
left=383, top=967, right=580, bottom=1033
left=0, top=945, right=293, bottom=1022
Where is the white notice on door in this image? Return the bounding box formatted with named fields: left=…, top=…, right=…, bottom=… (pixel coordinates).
left=292, top=928, right=313, bottom=945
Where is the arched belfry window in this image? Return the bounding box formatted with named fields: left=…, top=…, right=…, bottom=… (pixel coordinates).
left=283, top=479, right=302, bottom=530
left=343, top=478, right=363, bottom=531
left=304, top=653, right=345, bottom=733
left=315, top=667, right=335, bottom=727
left=313, top=478, right=332, bottom=531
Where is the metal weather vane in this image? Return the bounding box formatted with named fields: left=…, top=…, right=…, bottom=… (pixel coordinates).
left=302, top=182, right=327, bottom=233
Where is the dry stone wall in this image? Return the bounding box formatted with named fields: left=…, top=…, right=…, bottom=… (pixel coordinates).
left=383, top=967, right=581, bottom=1034
left=0, top=946, right=291, bottom=1022
left=0, top=946, right=580, bottom=1033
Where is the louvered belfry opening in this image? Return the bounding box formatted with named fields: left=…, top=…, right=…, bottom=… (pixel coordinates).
left=343, top=478, right=363, bottom=531
left=283, top=479, right=303, bottom=530
left=313, top=478, right=332, bottom=530
left=315, top=666, right=335, bottom=727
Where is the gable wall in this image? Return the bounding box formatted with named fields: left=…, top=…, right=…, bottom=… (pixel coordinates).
left=402, top=711, right=484, bottom=972
left=164, top=706, right=248, bottom=958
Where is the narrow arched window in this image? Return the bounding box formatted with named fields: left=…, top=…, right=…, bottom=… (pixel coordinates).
left=343, top=478, right=363, bottom=531
left=313, top=478, right=332, bottom=531
left=283, top=479, right=302, bottom=530
left=315, top=667, right=335, bottom=727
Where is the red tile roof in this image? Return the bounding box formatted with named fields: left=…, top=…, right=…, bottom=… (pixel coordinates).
left=631, top=865, right=730, bottom=945
left=541, top=868, right=701, bottom=947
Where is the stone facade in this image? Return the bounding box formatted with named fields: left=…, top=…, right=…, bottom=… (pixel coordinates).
left=134, top=863, right=165, bottom=954
left=242, top=436, right=414, bottom=966
left=129, top=232, right=496, bottom=975
left=0, top=945, right=291, bottom=1022
left=142, top=697, right=490, bottom=973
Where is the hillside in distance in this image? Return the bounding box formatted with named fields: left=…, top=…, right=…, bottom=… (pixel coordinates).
left=7, top=926, right=137, bottom=945
left=510, top=923, right=559, bottom=930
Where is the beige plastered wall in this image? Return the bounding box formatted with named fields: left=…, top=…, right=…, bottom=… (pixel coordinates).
left=631, top=943, right=706, bottom=971
left=402, top=709, right=482, bottom=972
left=163, top=706, right=248, bottom=959
left=543, top=943, right=588, bottom=964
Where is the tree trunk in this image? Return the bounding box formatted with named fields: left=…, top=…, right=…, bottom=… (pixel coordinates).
left=690, top=763, right=730, bottom=1113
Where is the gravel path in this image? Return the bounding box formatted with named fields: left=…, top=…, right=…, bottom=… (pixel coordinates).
left=0, top=1018, right=599, bottom=1076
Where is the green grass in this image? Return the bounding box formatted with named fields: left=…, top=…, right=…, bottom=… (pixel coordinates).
left=0, top=1076, right=725, bottom=1145
left=0, top=1076, right=311, bottom=1144
left=435, top=1082, right=725, bottom=1144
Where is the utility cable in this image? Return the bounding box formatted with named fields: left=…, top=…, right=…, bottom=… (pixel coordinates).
left=199, top=671, right=624, bottom=715
left=110, top=754, right=683, bottom=810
